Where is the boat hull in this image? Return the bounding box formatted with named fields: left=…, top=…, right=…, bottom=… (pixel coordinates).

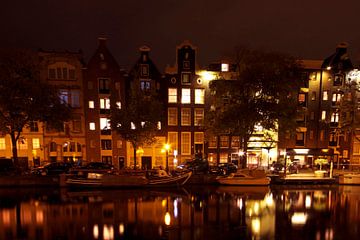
left=66, top=171, right=192, bottom=188
left=217, top=177, right=270, bottom=186
left=339, top=174, right=360, bottom=185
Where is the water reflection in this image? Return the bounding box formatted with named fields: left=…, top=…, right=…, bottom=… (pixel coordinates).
left=0, top=185, right=359, bottom=239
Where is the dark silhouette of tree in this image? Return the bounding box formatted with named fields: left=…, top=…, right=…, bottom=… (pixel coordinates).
left=0, top=49, right=71, bottom=166
left=111, top=85, right=163, bottom=170
left=206, top=47, right=302, bottom=167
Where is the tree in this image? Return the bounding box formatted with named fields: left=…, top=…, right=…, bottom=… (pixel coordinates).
left=206, top=47, right=302, bottom=167
left=111, top=85, right=164, bottom=169
left=0, top=49, right=72, bottom=166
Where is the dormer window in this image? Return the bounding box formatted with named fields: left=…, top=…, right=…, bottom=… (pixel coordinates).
left=141, top=64, right=149, bottom=76
left=181, top=73, right=191, bottom=84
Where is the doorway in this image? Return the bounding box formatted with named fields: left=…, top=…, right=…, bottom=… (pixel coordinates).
left=141, top=156, right=152, bottom=170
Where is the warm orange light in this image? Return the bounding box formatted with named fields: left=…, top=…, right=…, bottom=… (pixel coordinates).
left=164, top=212, right=171, bottom=226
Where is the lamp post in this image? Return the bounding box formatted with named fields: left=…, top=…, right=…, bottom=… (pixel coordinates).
left=164, top=143, right=170, bottom=172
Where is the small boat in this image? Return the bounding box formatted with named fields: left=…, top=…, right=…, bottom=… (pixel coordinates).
left=216, top=172, right=271, bottom=186
left=339, top=173, right=360, bottom=185
left=66, top=170, right=192, bottom=188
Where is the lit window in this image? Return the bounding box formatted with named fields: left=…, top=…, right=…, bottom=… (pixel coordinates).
left=18, top=139, right=28, bottom=150
left=220, top=136, right=229, bottom=148
left=32, top=138, right=40, bottom=149
left=194, top=108, right=204, bottom=126
left=89, top=122, right=95, bottom=130
left=323, top=91, right=329, bottom=101
left=131, top=122, right=136, bottom=129
left=181, top=132, right=191, bottom=155
left=89, top=101, right=94, bottom=109
left=195, top=89, right=205, bottom=104
left=331, top=112, right=339, bottom=123
left=181, top=89, right=191, bottom=104
left=221, top=63, right=229, bottom=72
left=231, top=136, right=240, bottom=148
left=116, top=101, right=121, bottom=109
left=298, top=93, right=306, bottom=103
left=59, top=90, right=69, bottom=104
left=0, top=138, right=6, bottom=150
left=208, top=136, right=217, bottom=148
left=321, top=111, right=326, bottom=120
left=332, top=93, right=341, bottom=103
left=100, top=98, right=110, bottom=109
left=168, top=88, right=177, bottom=103
left=181, top=108, right=191, bottom=126
left=168, top=132, right=178, bottom=150
left=100, top=118, right=111, bottom=130
left=157, top=121, right=161, bottom=130
left=194, top=132, right=204, bottom=143
left=168, top=108, right=178, bottom=126
left=140, top=81, right=151, bottom=90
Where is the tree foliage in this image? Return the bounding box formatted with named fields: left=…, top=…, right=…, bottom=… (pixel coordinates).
left=111, top=85, right=164, bottom=169
left=0, top=49, right=72, bottom=165
left=206, top=47, right=302, bottom=166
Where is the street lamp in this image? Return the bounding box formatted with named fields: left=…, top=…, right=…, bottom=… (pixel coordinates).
left=164, top=143, right=171, bottom=172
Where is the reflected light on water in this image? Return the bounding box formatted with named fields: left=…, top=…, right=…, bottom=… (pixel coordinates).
left=93, top=224, right=99, bottom=239
left=264, top=193, right=274, bottom=207
left=174, top=199, right=178, bottom=218
left=164, top=212, right=171, bottom=226
left=103, top=224, right=114, bottom=240
left=251, top=218, right=261, bottom=235
left=291, top=212, right=308, bottom=226
left=237, top=198, right=243, bottom=210
left=119, top=223, right=124, bottom=236
left=305, top=195, right=312, bottom=209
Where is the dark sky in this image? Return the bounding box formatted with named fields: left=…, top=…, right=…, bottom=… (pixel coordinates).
left=2, top=0, right=360, bottom=70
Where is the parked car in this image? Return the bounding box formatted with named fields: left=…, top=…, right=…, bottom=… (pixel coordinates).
left=177, top=158, right=209, bottom=174
left=269, top=162, right=298, bottom=174
left=31, top=162, right=73, bottom=176
left=70, top=162, right=115, bottom=176
left=209, top=162, right=238, bottom=175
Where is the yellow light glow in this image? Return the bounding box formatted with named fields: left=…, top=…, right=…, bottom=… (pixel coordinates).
left=291, top=212, right=308, bottom=226
left=326, top=66, right=331, bottom=70
left=164, top=212, right=171, bottom=226
left=103, top=224, right=114, bottom=240
left=264, top=193, right=274, bottom=207
left=164, top=144, right=170, bottom=151
left=305, top=195, right=311, bottom=209
left=93, top=225, right=99, bottom=239
left=251, top=218, right=261, bottom=235
left=253, top=202, right=260, bottom=215
left=198, top=70, right=217, bottom=81
left=119, top=223, right=124, bottom=235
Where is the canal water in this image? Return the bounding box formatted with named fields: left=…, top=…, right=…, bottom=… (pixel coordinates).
left=0, top=185, right=359, bottom=240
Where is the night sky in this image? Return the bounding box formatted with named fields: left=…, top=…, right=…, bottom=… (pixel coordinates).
left=2, top=0, right=360, bottom=69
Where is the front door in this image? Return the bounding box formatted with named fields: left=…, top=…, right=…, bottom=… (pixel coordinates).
left=141, top=156, right=152, bottom=170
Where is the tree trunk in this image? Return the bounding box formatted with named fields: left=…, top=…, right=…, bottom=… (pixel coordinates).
left=241, top=136, right=249, bottom=169
left=10, top=132, right=19, bottom=167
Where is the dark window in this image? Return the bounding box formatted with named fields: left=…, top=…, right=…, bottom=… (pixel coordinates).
left=48, top=68, right=56, bottom=79
left=141, top=64, right=149, bottom=76
left=181, top=73, right=191, bottom=84
left=183, top=61, right=190, bottom=69
left=101, top=140, right=112, bottom=150
left=334, top=75, right=343, bottom=86
left=50, top=142, right=57, bottom=152
left=99, top=78, right=110, bottom=94
left=102, top=156, right=112, bottom=164
left=29, top=121, right=39, bottom=132
left=295, top=132, right=305, bottom=146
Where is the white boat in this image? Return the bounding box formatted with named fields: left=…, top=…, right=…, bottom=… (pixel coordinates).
left=339, top=173, right=360, bottom=185
left=66, top=170, right=192, bottom=188
left=216, top=172, right=271, bottom=186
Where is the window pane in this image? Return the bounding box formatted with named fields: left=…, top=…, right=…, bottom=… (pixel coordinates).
left=168, top=88, right=177, bottom=103
left=194, top=108, right=204, bottom=126
left=168, top=108, right=178, bottom=126
left=195, top=89, right=204, bottom=104
left=181, top=108, right=191, bottom=126
left=181, top=89, right=191, bottom=104
left=181, top=132, right=191, bottom=155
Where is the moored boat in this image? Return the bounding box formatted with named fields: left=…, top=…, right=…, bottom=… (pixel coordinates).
left=339, top=173, right=360, bottom=185
left=66, top=170, right=192, bottom=188
left=216, top=172, right=271, bottom=186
